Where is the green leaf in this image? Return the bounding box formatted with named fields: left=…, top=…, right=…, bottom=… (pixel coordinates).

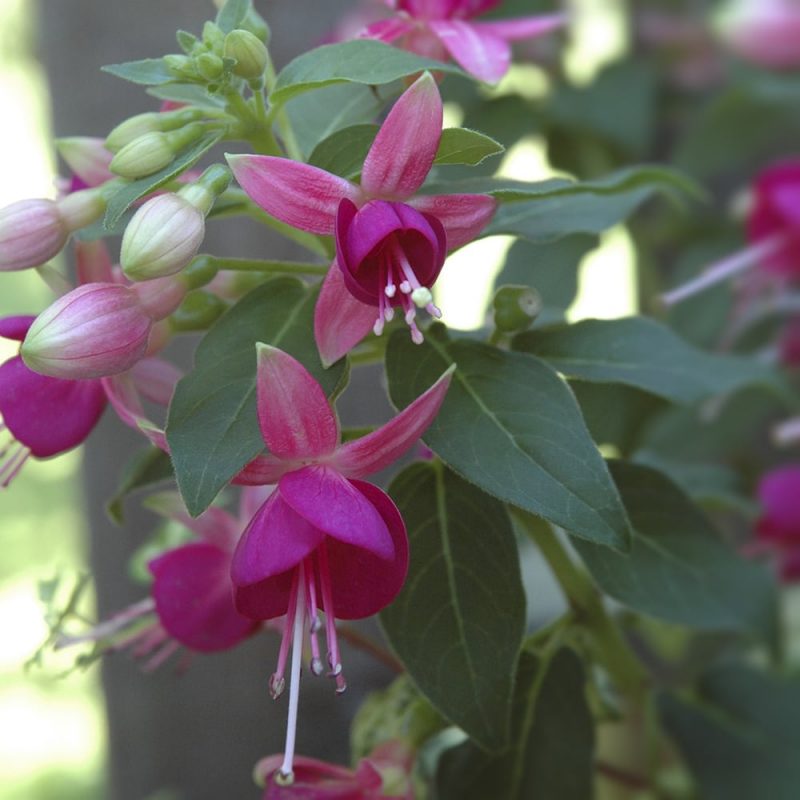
left=166, top=278, right=347, bottom=516
left=106, top=446, right=174, bottom=525
left=385, top=327, right=631, bottom=550
left=434, top=128, right=504, bottom=166
left=436, top=649, right=594, bottom=800
left=215, top=0, right=251, bottom=33
left=285, top=82, right=392, bottom=159
left=270, top=40, right=465, bottom=106
left=147, top=82, right=225, bottom=111
left=103, top=131, right=223, bottom=228
left=492, top=235, right=597, bottom=327
left=176, top=30, right=199, bottom=54
left=572, top=461, right=777, bottom=645
left=308, top=124, right=379, bottom=180
left=381, top=462, right=526, bottom=751
left=513, top=317, right=781, bottom=405
left=659, top=663, right=800, bottom=800
left=101, top=58, right=175, bottom=86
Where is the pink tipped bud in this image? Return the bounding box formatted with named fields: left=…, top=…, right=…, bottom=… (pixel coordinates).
left=0, top=199, right=68, bottom=271
left=20, top=284, right=154, bottom=379
left=717, top=0, right=800, bottom=70
left=121, top=194, right=205, bottom=281
left=56, top=137, right=114, bottom=188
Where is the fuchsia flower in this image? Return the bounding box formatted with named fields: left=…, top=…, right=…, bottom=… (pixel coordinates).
left=361, top=0, right=566, bottom=83
left=230, top=344, right=452, bottom=784
left=750, top=466, right=800, bottom=582
left=255, top=740, right=415, bottom=799
left=227, top=73, right=496, bottom=364
left=58, top=489, right=269, bottom=668
left=0, top=315, right=106, bottom=486
left=662, top=160, right=800, bottom=307
left=717, top=0, right=800, bottom=71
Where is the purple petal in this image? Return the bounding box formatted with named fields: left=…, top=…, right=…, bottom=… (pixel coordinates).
left=361, top=73, right=443, bottom=200
left=255, top=344, right=339, bottom=460
left=149, top=542, right=258, bottom=652
left=0, top=356, right=106, bottom=457
left=757, top=466, right=800, bottom=543
left=334, top=365, right=453, bottom=478
left=409, top=193, right=496, bottom=250
left=0, top=316, right=35, bottom=342
left=231, top=490, right=326, bottom=587
left=278, top=465, right=395, bottom=559
left=234, top=571, right=296, bottom=622
left=473, top=13, right=567, bottom=42
left=429, top=19, right=511, bottom=82
left=314, top=262, right=376, bottom=367
left=226, top=154, right=359, bottom=235
left=321, top=481, right=408, bottom=619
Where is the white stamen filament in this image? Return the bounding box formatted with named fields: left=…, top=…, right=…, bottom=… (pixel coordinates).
left=661, top=234, right=787, bottom=307
left=278, top=563, right=306, bottom=785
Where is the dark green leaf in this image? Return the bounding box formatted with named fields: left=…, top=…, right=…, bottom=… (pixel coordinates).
left=437, top=649, right=594, bottom=800
left=166, top=278, right=347, bottom=516
left=147, top=82, right=225, bottom=111
left=493, top=235, right=597, bottom=327
left=659, top=663, right=800, bottom=800
left=101, top=59, right=174, bottom=86
left=382, top=463, right=525, bottom=750
left=103, top=131, right=223, bottom=228
left=385, top=327, right=631, bottom=550
left=285, top=82, right=391, bottom=159
left=271, top=41, right=465, bottom=106
left=484, top=167, right=700, bottom=241
left=572, top=461, right=777, bottom=644
left=215, top=0, right=251, bottom=32
left=513, top=317, right=781, bottom=405
left=308, top=124, right=379, bottom=180
left=106, top=447, right=174, bottom=524
left=434, top=128, right=504, bottom=166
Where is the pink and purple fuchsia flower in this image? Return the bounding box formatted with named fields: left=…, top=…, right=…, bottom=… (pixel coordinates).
left=230, top=344, right=452, bottom=786
left=227, top=73, right=496, bottom=364
left=360, top=0, right=566, bottom=83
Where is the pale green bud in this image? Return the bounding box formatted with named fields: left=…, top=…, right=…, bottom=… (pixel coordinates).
left=224, top=29, right=268, bottom=80
left=109, top=123, right=205, bottom=179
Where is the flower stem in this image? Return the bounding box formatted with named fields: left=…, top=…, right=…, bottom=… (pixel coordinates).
left=264, top=50, right=303, bottom=161
left=200, top=255, right=328, bottom=276
left=337, top=624, right=404, bottom=674
left=512, top=510, right=647, bottom=700
left=244, top=206, right=330, bottom=259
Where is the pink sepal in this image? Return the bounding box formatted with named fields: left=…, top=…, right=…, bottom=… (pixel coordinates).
left=102, top=372, right=167, bottom=451
left=314, top=265, right=376, bottom=367
left=128, top=357, right=182, bottom=407
left=334, top=365, right=453, bottom=478
left=255, top=344, right=339, bottom=460
left=410, top=193, right=496, bottom=250
left=0, top=316, right=35, bottom=342
left=278, top=465, right=395, bottom=559
left=429, top=19, right=510, bottom=82
left=233, top=454, right=289, bottom=486
left=361, top=72, right=443, bottom=200
left=473, top=13, right=567, bottom=42
left=145, top=490, right=239, bottom=551
left=226, top=154, right=359, bottom=235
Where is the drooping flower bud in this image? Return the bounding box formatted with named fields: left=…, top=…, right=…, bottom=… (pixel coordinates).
left=0, top=189, right=106, bottom=272
left=121, top=165, right=230, bottom=281
left=195, top=52, right=225, bottom=81
left=105, top=108, right=204, bottom=153
left=224, top=29, right=269, bottom=80
left=21, top=284, right=153, bottom=379
left=109, top=123, right=206, bottom=179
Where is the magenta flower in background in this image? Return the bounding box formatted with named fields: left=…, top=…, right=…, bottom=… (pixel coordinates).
left=717, top=0, right=800, bottom=71
left=256, top=740, right=414, bottom=799
left=228, top=73, right=496, bottom=364
left=360, top=0, right=566, bottom=83
left=0, top=315, right=106, bottom=486
left=751, top=465, right=800, bottom=582
left=230, top=344, right=452, bottom=784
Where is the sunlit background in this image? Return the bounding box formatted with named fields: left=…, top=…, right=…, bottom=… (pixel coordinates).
left=0, top=1, right=634, bottom=797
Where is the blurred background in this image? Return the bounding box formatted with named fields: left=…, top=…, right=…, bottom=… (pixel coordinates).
left=0, top=0, right=689, bottom=797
